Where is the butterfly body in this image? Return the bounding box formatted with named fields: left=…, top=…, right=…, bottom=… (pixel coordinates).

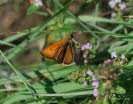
left=40, top=33, right=74, bottom=64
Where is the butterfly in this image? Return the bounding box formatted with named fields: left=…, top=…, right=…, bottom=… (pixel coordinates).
left=40, top=33, right=75, bottom=64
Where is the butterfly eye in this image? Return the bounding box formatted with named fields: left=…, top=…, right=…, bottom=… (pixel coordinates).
left=70, top=34, right=74, bottom=38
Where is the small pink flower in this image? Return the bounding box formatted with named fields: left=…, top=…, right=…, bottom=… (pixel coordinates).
left=93, top=89, right=99, bottom=97
left=114, top=0, right=121, bottom=3
left=119, top=3, right=126, bottom=10
left=83, top=54, right=87, bottom=58
left=111, top=12, right=116, bottom=18
left=5, top=83, right=12, bottom=89
left=86, top=71, right=93, bottom=75
left=83, top=81, right=88, bottom=86
left=109, top=0, right=116, bottom=8
left=81, top=45, right=85, bottom=50
left=92, top=81, right=99, bottom=88
left=107, top=59, right=111, bottom=63
left=111, top=51, right=117, bottom=58
left=92, top=77, right=97, bottom=81
left=84, top=60, right=88, bottom=64
left=85, top=43, right=92, bottom=49
left=81, top=43, right=92, bottom=50
left=120, top=55, right=125, bottom=59
left=34, top=0, right=43, bottom=6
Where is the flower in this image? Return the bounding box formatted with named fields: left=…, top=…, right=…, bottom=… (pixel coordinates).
left=83, top=81, right=88, bottom=86
left=5, top=83, right=12, bottom=89
left=83, top=54, right=87, bottom=58
left=114, top=0, right=121, bottom=3
left=92, top=81, right=99, bottom=88
left=109, top=0, right=126, bottom=10
left=119, top=3, right=126, bottom=10
left=109, top=0, right=116, bottom=8
left=34, top=0, right=43, bottom=6
left=92, top=77, right=99, bottom=88
left=81, top=45, right=85, bottom=50
left=107, top=59, right=111, bottom=63
left=111, top=12, right=116, bottom=18
left=120, top=55, right=125, bottom=59
left=93, top=89, right=99, bottom=97
left=1, top=71, right=15, bottom=89
left=111, top=51, right=117, bottom=58
left=92, top=77, right=97, bottom=81
left=86, top=71, right=93, bottom=75
left=84, top=59, right=88, bottom=64
left=81, top=43, right=92, bottom=50
left=85, top=43, right=92, bottom=49
left=81, top=43, right=93, bottom=64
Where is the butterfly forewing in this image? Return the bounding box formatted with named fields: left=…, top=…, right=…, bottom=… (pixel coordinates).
left=40, top=36, right=71, bottom=62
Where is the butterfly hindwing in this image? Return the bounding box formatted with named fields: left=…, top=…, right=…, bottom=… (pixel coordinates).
left=53, top=42, right=68, bottom=64
left=63, top=42, right=73, bottom=64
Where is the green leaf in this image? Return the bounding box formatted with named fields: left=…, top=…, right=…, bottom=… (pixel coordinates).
left=103, top=99, right=109, bottom=104
left=99, top=83, right=108, bottom=94
left=108, top=43, right=131, bottom=53
left=114, top=86, right=126, bottom=94
left=126, top=59, right=133, bottom=67
left=27, top=5, right=39, bottom=15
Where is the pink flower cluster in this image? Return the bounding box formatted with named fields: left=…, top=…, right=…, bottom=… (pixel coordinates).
left=109, top=0, right=126, bottom=9
left=81, top=43, right=92, bottom=64
left=92, top=76, right=99, bottom=97
left=111, top=51, right=126, bottom=60
left=109, top=0, right=126, bottom=18
left=81, top=43, right=92, bottom=50
left=100, top=52, right=127, bottom=66
left=83, top=71, right=99, bottom=97
left=111, top=51, right=117, bottom=58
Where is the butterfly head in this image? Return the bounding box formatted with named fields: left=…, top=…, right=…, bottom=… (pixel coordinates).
left=70, top=33, right=74, bottom=38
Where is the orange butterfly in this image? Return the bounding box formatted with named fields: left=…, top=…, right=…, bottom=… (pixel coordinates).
left=40, top=33, right=75, bottom=64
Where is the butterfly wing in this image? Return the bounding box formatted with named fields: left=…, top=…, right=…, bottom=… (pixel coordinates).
left=40, top=36, right=70, bottom=60
left=63, top=42, right=73, bottom=64
left=53, top=43, right=68, bottom=64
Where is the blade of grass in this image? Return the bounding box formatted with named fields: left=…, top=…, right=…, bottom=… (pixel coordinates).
left=3, top=32, right=28, bottom=43
left=0, top=40, right=16, bottom=47
left=0, top=74, right=24, bottom=87
left=54, top=0, right=103, bottom=42
left=124, top=42, right=133, bottom=54
left=0, top=50, right=40, bottom=102
left=26, top=91, right=93, bottom=96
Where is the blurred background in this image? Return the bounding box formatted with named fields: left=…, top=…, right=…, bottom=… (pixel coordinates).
left=0, top=0, right=133, bottom=104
